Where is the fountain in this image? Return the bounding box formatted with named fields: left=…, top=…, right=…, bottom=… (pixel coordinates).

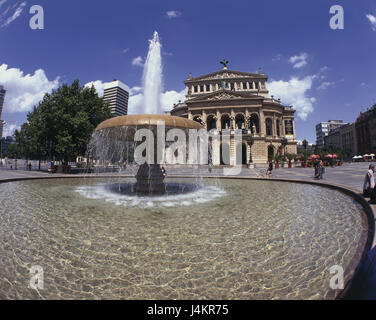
left=0, top=30, right=369, bottom=301
left=92, top=114, right=203, bottom=195
left=89, top=31, right=204, bottom=195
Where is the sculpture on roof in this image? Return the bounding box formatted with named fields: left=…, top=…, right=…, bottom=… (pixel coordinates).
left=220, top=59, right=229, bottom=69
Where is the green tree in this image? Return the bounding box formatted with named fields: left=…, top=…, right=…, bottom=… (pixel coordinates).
left=15, top=80, right=111, bottom=168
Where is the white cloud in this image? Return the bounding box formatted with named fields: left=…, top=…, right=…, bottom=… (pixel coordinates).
left=0, top=0, right=7, bottom=8
left=132, top=56, right=144, bottom=67
left=2, top=122, right=20, bottom=137
left=84, top=80, right=105, bottom=97
left=361, top=82, right=366, bottom=86
left=0, top=64, right=60, bottom=113
left=1, top=1, right=27, bottom=28
left=288, top=53, right=308, bottom=69
left=166, top=10, right=182, bottom=19
left=160, top=89, right=186, bottom=111
left=268, top=76, right=315, bottom=120
left=366, top=14, right=376, bottom=31
left=317, top=81, right=335, bottom=90
left=272, top=54, right=282, bottom=61
left=122, top=48, right=129, bottom=54
left=128, top=88, right=185, bottom=114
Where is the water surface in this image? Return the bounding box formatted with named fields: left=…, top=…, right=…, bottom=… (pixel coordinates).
left=0, top=178, right=365, bottom=299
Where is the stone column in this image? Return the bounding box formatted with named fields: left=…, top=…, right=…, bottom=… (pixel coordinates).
left=259, top=110, right=266, bottom=136
left=216, top=109, right=221, bottom=131
left=231, top=109, right=236, bottom=129
left=202, top=110, right=207, bottom=130
left=245, top=108, right=249, bottom=129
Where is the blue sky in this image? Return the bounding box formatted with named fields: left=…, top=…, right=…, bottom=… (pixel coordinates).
left=0, top=0, right=376, bottom=143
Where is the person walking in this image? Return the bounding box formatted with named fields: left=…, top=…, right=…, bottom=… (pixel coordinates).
left=266, top=161, right=273, bottom=178
left=317, top=160, right=324, bottom=180
left=314, top=160, right=319, bottom=178
left=363, top=164, right=376, bottom=203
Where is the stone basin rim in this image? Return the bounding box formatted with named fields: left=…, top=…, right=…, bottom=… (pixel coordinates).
left=95, top=114, right=204, bottom=131
left=0, top=174, right=373, bottom=300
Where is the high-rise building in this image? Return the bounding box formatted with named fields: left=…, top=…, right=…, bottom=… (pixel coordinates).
left=103, top=80, right=130, bottom=117
left=0, top=85, right=6, bottom=138
left=315, top=120, right=347, bottom=149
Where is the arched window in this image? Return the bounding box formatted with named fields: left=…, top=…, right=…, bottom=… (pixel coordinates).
left=276, top=119, right=280, bottom=136
left=207, top=115, right=217, bottom=130
left=249, top=114, right=260, bottom=134
left=266, top=118, right=273, bottom=136
left=235, top=114, right=245, bottom=130
left=221, top=115, right=231, bottom=130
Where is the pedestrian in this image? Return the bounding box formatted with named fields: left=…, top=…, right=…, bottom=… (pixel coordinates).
left=161, top=166, right=166, bottom=177
left=317, top=160, right=325, bottom=179
left=29, top=163, right=32, bottom=171
left=266, top=161, right=273, bottom=178
left=314, top=160, right=319, bottom=178
left=363, top=164, right=376, bottom=203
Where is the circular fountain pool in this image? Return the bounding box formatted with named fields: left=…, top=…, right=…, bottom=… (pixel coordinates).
left=0, top=178, right=368, bottom=299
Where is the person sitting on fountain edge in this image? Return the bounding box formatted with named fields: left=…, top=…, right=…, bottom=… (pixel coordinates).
left=363, top=164, right=376, bottom=204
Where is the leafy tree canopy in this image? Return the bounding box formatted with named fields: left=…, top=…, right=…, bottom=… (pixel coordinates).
left=13, top=80, right=111, bottom=162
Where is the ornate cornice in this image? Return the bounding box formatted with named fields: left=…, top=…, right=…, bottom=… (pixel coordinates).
left=185, top=69, right=268, bottom=84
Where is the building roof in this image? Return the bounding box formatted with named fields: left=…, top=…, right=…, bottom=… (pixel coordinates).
left=185, top=69, right=268, bottom=83
left=103, top=80, right=130, bottom=92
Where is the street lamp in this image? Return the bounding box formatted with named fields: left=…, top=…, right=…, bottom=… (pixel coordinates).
left=281, top=137, right=288, bottom=162
left=246, top=134, right=254, bottom=168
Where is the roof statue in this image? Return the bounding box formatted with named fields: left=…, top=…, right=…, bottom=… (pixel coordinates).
left=220, top=59, right=229, bottom=70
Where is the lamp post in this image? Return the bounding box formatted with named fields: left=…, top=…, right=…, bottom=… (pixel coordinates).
left=246, top=133, right=254, bottom=168
left=281, top=137, right=288, bottom=156
left=281, top=137, right=288, bottom=167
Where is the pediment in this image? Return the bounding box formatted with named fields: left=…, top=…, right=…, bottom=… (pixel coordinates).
left=186, top=69, right=267, bottom=83
left=186, top=89, right=264, bottom=103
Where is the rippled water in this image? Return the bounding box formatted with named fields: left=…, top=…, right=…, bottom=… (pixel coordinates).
left=0, top=178, right=366, bottom=300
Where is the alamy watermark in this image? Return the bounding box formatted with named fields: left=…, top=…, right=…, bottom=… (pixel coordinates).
left=30, top=265, right=44, bottom=290
left=330, top=5, right=344, bottom=30
left=329, top=265, right=344, bottom=290
left=29, top=5, right=44, bottom=30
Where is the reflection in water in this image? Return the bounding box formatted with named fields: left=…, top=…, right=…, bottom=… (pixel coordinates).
left=0, top=178, right=366, bottom=300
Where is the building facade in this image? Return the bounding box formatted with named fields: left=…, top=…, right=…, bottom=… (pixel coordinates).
left=170, top=63, right=297, bottom=165
left=316, top=120, right=347, bottom=149
left=0, top=85, right=6, bottom=138
left=103, top=80, right=130, bottom=117
left=355, top=105, right=376, bottom=155
left=323, top=123, right=357, bottom=157
left=1, top=136, right=15, bottom=157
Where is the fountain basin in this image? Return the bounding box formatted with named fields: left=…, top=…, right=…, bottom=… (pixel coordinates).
left=0, top=177, right=370, bottom=300
left=95, top=114, right=204, bottom=131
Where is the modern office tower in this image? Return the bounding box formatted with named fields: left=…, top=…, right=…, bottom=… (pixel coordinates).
left=0, top=120, right=4, bottom=139
left=0, top=86, right=6, bottom=138
left=0, top=85, right=5, bottom=117
left=103, top=80, right=130, bottom=117
left=315, top=120, right=347, bottom=149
